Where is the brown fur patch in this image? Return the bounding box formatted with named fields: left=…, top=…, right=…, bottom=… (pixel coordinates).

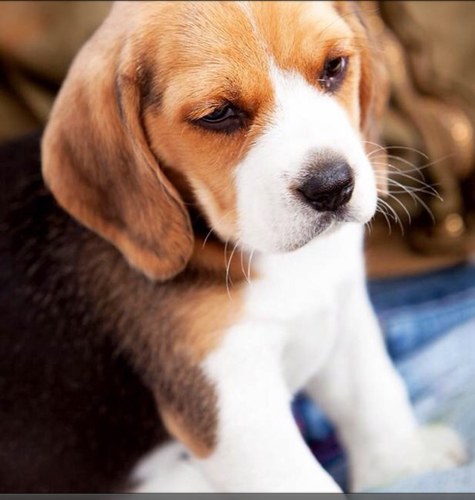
left=75, top=226, right=247, bottom=456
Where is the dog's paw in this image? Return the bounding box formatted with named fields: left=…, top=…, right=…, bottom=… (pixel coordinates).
left=417, top=425, right=468, bottom=466
left=351, top=425, right=468, bottom=492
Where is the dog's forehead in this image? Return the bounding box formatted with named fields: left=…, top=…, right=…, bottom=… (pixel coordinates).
left=249, top=1, right=349, bottom=53
left=145, top=1, right=350, bottom=79
left=169, top=1, right=346, bottom=56
left=134, top=1, right=354, bottom=112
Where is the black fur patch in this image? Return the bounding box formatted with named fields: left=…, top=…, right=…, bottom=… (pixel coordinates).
left=0, top=133, right=165, bottom=492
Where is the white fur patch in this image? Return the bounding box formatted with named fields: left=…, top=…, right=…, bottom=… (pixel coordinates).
left=132, top=442, right=213, bottom=493
left=235, top=66, right=377, bottom=253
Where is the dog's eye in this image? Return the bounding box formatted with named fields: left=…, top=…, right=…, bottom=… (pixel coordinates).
left=319, top=56, right=349, bottom=92
left=196, top=104, right=243, bottom=133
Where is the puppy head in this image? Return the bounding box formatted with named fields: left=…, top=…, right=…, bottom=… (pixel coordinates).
left=42, top=1, right=387, bottom=279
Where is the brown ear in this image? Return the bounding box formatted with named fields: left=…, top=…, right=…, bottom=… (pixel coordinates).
left=42, top=25, right=193, bottom=281
left=335, top=1, right=389, bottom=192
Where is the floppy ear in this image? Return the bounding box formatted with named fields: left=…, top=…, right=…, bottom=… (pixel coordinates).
left=42, top=26, right=193, bottom=281
left=357, top=7, right=389, bottom=162
left=335, top=1, right=389, bottom=192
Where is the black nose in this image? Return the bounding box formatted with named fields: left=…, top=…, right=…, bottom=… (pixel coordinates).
left=298, top=160, right=354, bottom=212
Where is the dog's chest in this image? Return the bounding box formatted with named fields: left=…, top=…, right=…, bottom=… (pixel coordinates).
left=243, top=224, right=364, bottom=390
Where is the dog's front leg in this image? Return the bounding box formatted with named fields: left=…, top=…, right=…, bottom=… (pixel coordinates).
left=195, top=321, right=342, bottom=493
left=305, top=280, right=467, bottom=491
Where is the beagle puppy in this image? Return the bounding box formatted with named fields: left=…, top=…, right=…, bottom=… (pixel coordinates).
left=1, top=1, right=466, bottom=493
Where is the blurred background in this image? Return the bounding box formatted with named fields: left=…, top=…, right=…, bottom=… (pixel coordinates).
left=1, top=1, right=475, bottom=492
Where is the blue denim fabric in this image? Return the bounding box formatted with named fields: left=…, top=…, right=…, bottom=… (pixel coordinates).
left=292, top=262, right=475, bottom=491
left=375, top=319, right=475, bottom=492
left=369, top=263, right=475, bottom=359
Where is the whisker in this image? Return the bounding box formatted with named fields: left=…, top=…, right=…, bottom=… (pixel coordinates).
left=363, top=139, right=384, bottom=149
left=388, top=172, right=440, bottom=196
left=375, top=201, right=393, bottom=233
left=240, top=247, right=247, bottom=283
left=374, top=169, right=441, bottom=198
left=373, top=162, right=440, bottom=195
left=377, top=197, right=404, bottom=233
left=201, top=209, right=234, bottom=249
left=225, top=240, right=240, bottom=300
left=401, top=189, right=436, bottom=223
left=365, top=218, right=374, bottom=234
left=400, top=153, right=453, bottom=173
left=385, top=192, right=412, bottom=224
left=385, top=153, right=453, bottom=176
left=247, top=248, right=255, bottom=286
left=377, top=198, right=399, bottom=222
left=374, top=175, right=442, bottom=200
left=202, top=228, right=215, bottom=249
left=382, top=145, right=430, bottom=160
left=383, top=156, right=425, bottom=176
left=223, top=239, right=232, bottom=299
left=364, top=142, right=434, bottom=163
left=385, top=187, right=442, bottom=198
left=386, top=181, right=436, bottom=223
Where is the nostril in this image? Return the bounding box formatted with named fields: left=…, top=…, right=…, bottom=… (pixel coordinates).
left=339, top=179, right=355, bottom=199
left=298, top=161, right=354, bottom=212
left=336, top=179, right=354, bottom=205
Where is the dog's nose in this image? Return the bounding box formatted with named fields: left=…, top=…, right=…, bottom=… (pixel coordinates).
left=298, top=160, right=354, bottom=212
